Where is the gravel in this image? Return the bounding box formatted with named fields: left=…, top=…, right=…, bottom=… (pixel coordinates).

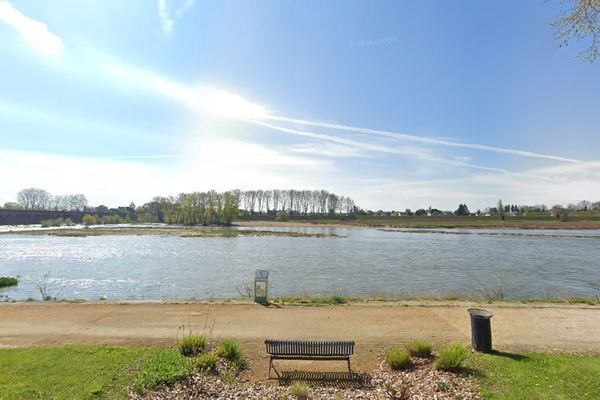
left=133, top=356, right=480, bottom=399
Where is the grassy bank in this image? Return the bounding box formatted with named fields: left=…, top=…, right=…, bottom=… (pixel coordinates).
left=469, top=352, right=600, bottom=399
left=0, top=227, right=339, bottom=238
left=0, top=346, right=158, bottom=400
left=238, top=214, right=600, bottom=229
left=1, top=345, right=599, bottom=399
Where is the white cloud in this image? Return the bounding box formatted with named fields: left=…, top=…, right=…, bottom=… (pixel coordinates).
left=0, top=1, right=63, bottom=55
left=157, top=0, right=194, bottom=34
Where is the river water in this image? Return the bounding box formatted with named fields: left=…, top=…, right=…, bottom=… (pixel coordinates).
left=0, top=226, right=599, bottom=301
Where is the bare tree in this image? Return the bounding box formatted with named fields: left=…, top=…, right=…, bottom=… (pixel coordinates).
left=555, top=0, right=600, bottom=62
left=17, top=188, right=51, bottom=210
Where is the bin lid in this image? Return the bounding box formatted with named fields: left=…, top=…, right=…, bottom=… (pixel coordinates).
left=467, top=308, right=493, bottom=318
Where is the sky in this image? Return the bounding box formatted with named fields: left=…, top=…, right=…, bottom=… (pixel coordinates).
left=0, top=0, right=599, bottom=211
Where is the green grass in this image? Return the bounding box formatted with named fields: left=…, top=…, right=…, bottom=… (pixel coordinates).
left=0, top=276, right=18, bottom=288
left=216, top=339, right=244, bottom=363
left=406, top=341, right=433, bottom=358
left=272, top=295, right=349, bottom=305
left=435, top=342, right=469, bottom=371
left=469, top=352, right=600, bottom=399
left=385, top=347, right=412, bottom=370
left=289, top=380, right=309, bottom=399
left=178, top=335, right=207, bottom=357
left=192, top=353, right=218, bottom=373
left=0, top=346, right=157, bottom=400
left=135, top=349, right=191, bottom=393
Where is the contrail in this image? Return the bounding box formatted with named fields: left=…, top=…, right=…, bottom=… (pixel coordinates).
left=245, top=119, right=556, bottom=179
left=266, top=116, right=581, bottom=163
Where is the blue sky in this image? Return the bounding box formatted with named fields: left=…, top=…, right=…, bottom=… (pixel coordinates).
left=0, top=0, right=599, bottom=210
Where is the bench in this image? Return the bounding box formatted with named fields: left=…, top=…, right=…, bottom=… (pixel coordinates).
left=264, top=339, right=355, bottom=378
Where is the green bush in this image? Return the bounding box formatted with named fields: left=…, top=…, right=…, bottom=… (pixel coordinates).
left=275, top=210, right=289, bottom=221
left=82, top=214, right=97, bottom=226
left=216, top=339, right=244, bottom=363
left=435, top=342, right=469, bottom=371
left=0, top=276, right=18, bottom=288
left=192, top=353, right=218, bottom=373
left=64, top=218, right=74, bottom=226
left=135, top=349, right=191, bottom=393
left=290, top=381, right=309, bottom=399
left=41, top=218, right=64, bottom=227
left=406, top=341, right=433, bottom=358
left=178, top=335, right=207, bottom=357
left=386, top=347, right=412, bottom=370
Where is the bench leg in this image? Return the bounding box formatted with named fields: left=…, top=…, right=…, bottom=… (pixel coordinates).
left=347, top=358, right=352, bottom=373
left=268, top=357, right=273, bottom=379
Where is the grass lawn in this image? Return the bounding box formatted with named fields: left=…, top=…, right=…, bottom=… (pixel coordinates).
left=469, top=351, right=600, bottom=399
left=1, top=346, right=600, bottom=399
left=0, top=346, right=158, bottom=400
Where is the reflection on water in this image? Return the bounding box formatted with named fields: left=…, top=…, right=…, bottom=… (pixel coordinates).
left=0, top=227, right=599, bottom=301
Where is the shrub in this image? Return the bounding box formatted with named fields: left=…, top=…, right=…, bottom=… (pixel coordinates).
left=193, top=353, right=218, bottom=373
left=275, top=210, right=289, bottom=221
left=41, top=218, right=64, bottom=227
left=406, top=341, right=433, bottom=358
left=178, top=335, right=207, bottom=357
left=435, top=342, right=469, bottom=371
left=386, top=347, right=412, bottom=370
left=64, top=218, right=74, bottom=226
left=0, top=276, right=18, bottom=288
left=216, top=339, right=243, bottom=362
left=82, top=214, right=97, bottom=226
left=135, top=349, right=190, bottom=393
left=290, top=381, right=309, bottom=399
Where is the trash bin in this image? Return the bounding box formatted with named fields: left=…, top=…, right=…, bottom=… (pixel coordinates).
left=467, top=308, right=493, bottom=353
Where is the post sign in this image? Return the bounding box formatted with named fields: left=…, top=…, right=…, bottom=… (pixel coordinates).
left=254, top=270, right=269, bottom=304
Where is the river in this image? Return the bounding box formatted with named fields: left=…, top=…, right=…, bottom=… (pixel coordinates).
left=1, top=226, right=599, bottom=301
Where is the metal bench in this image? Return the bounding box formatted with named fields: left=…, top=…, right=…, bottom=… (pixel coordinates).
left=265, top=339, right=355, bottom=378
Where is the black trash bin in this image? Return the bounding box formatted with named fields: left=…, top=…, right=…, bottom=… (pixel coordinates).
left=467, top=308, right=493, bottom=353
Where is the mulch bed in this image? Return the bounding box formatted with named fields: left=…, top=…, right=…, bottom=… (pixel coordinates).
left=133, top=356, right=480, bottom=399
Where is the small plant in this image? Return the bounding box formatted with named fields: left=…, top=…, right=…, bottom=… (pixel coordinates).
left=384, top=380, right=411, bottom=400
left=290, top=381, right=309, bottom=399
left=435, top=342, right=469, bottom=371
left=216, top=339, right=243, bottom=362
left=386, top=347, right=412, bottom=370
left=406, top=341, right=432, bottom=358
left=193, top=353, right=218, bottom=373
left=135, top=349, right=191, bottom=393
left=0, top=276, right=18, bottom=288
left=178, top=335, right=207, bottom=357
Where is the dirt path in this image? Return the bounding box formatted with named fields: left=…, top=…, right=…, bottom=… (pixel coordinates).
left=1, top=302, right=598, bottom=378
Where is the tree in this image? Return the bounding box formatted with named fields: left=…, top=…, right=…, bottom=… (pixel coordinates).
left=3, top=202, right=23, bottom=210
left=454, top=204, right=470, bottom=216
left=555, top=0, right=600, bottom=62
left=497, top=199, right=506, bottom=221
left=415, top=208, right=427, bottom=216
left=17, top=188, right=51, bottom=210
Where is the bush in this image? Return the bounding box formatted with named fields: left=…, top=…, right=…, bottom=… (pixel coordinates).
left=135, top=349, right=190, bottom=393
left=435, top=342, right=469, bottom=371
left=275, top=210, right=289, bottom=221
left=41, top=218, right=64, bottom=227
left=0, top=276, right=18, bottom=288
left=64, top=218, right=74, bottom=226
left=192, top=353, right=217, bottom=373
left=290, top=381, right=309, bottom=399
left=82, top=214, right=97, bottom=226
left=406, top=341, right=433, bottom=358
left=386, top=347, right=412, bottom=370
left=216, top=339, right=244, bottom=363
left=178, top=335, right=207, bottom=357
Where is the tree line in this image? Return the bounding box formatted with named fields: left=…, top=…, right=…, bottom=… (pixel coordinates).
left=138, top=189, right=358, bottom=225
left=4, top=188, right=88, bottom=211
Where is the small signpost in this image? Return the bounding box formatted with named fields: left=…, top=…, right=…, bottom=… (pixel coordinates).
left=254, top=270, right=269, bottom=304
